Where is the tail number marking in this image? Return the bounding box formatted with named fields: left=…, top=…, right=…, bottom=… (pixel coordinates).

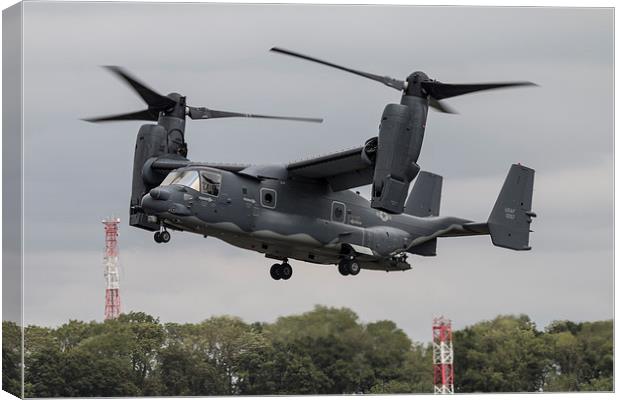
left=504, top=207, right=516, bottom=220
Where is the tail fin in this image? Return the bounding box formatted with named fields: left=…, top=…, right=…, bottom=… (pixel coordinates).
left=404, top=171, right=443, bottom=217
left=405, top=171, right=443, bottom=256
left=488, top=164, right=536, bottom=250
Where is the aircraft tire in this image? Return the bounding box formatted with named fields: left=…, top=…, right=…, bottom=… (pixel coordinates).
left=348, top=261, right=361, bottom=276
left=154, top=232, right=162, bottom=243
left=338, top=261, right=350, bottom=276
left=280, top=263, right=293, bottom=280
left=270, top=263, right=282, bottom=280
left=160, top=231, right=171, bottom=243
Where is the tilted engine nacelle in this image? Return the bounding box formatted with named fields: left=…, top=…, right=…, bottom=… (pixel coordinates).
left=370, top=103, right=424, bottom=214
left=130, top=124, right=188, bottom=231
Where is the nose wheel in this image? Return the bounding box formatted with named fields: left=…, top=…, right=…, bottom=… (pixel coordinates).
left=154, top=230, right=171, bottom=244
left=270, top=261, right=292, bottom=280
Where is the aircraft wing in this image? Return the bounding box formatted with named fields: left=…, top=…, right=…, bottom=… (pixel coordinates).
left=150, top=145, right=375, bottom=191
left=150, top=157, right=249, bottom=173
left=286, top=145, right=374, bottom=191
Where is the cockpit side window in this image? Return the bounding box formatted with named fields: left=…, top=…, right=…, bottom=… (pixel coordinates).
left=200, top=171, right=221, bottom=197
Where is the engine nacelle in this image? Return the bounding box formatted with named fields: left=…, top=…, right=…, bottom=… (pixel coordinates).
left=371, top=103, right=423, bottom=214
left=130, top=124, right=188, bottom=231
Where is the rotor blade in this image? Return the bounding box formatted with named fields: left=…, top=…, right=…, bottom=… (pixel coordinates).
left=82, top=109, right=158, bottom=123
left=270, top=47, right=405, bottom=91
left=428, top=98, right=458, bottom=114
left=188, top=106, right=323, bottom=123
left=103, top=66, right=177, bottom=110
left=422, top=81, right=537, bottom=100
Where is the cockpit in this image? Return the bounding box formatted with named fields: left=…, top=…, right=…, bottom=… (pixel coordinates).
left=161, top=169, right=222, bottom=196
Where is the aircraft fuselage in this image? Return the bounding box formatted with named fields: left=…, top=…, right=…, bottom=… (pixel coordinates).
left=140, top=165, right=472, bottom=271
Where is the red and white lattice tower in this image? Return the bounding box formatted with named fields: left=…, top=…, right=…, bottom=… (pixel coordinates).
left=102, top=217, right=121, bottom=320
left=432, top=316, right=454, bottom=394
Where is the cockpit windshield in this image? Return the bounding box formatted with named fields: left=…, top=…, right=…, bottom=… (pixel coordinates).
left=160, top=170, right=200, bottom=191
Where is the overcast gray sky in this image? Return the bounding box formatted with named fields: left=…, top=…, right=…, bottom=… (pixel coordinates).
left=18, top=3, right=612, bottom=342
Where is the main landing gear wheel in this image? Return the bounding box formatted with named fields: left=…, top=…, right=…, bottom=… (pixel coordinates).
left=338, top=261, right=350, bottom=276
left=348, top=261, right=360, bottom=276
left=154, top=232, right=162, bottom=243
left=280, top=263, right=293, bottom=280
left=338, top=258, right=361, bottom=276
left=270, top=263, right=282, bottom=280
left=270, top=262, right=293, bottom=280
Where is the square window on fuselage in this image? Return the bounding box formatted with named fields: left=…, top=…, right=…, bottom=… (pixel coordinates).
left=332, top=202, right=346, bottom=223
left=260, top=188, right=277, bottom=209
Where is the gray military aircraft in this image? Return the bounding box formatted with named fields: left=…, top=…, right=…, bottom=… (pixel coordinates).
left=86, top=48, right=537, bottom=280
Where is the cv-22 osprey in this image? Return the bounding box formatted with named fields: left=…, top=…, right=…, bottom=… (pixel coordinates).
left=86, top=48, right=537, bottom=280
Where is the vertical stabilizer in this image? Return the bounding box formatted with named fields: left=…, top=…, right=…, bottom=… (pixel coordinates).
left=488, top=164, right=536, bottom=250
left=404, top=171, right=443, bottom=217
left=405, top=171, right=443, bottom=256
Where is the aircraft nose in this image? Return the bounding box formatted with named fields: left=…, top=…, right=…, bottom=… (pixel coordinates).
left=141, top=192, right=170, bottom=214
left=141, top=187, right=193, bottom=217
left=141, top=186, right=176, bottom=213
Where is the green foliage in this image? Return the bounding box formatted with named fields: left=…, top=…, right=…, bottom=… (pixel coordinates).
left=454, top=315, right=613, bottom=393
left=59, top=347, right=139, bottom=397
left=454, top=314, right=549, bottom=392
left=16, top=309, right=613, bottom=396
left=543, top=320, right=613, bottom=392
left=264, top=306, right=420, bottom=394
left=2, top=321, right=23, bottom=397
left=118, top=312, right=166, bottom=388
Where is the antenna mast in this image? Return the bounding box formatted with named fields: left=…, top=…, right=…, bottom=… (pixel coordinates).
left=432, top=316, right=454, bottom=394
left=102, top=217, right=121, bottom=320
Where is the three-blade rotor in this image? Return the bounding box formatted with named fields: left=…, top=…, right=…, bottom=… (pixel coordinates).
left=84, top=65, right=323, bottom=124
left=270, top=47, right=536, bottom=113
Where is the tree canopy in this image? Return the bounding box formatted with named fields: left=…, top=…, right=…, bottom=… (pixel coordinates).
left=1, top=307, right=612, bottom=397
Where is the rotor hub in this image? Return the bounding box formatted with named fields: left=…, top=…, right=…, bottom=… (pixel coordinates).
left=407, top=71, right=430, bottom=83
left=166, top=92, right=183, bottom=102
left=404, top=71, right=430, bottom=97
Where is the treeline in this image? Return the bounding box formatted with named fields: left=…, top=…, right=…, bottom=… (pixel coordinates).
left=454, top=315, right=612, bottom=392
left=2, top=306, right=613, bottom=397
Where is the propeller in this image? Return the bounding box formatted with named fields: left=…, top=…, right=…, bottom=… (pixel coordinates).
left=186, top=107, right=323, bottom=123
left=84, top=65, right=323, bottom=123
left=83, top=109, right=160, bottom=123
left=270, top=47, right=536, bottom=113
left=271, top=47, right=407, bottom=91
